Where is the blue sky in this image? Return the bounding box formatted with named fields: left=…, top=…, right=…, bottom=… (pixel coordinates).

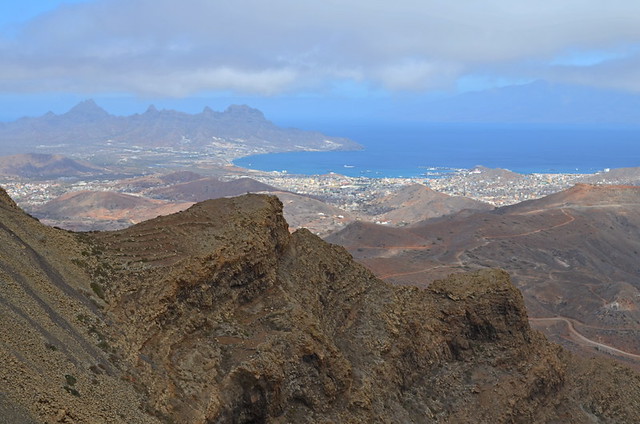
left=2, top=1, right=640, bottom=123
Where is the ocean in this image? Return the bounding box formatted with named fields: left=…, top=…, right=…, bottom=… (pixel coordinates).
left=234, top=122, right=640, bottom=177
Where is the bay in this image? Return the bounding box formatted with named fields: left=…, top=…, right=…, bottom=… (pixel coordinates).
left=234, top=122, right=640, bottom=177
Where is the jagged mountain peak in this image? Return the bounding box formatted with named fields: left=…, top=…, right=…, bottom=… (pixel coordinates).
left=63, top=99, right=110, bottom=120
left=0, top=101, right=361, bottom=154
left=144, top=104, right=159, bottom=114
left=223, top=103, right=266, bottom=119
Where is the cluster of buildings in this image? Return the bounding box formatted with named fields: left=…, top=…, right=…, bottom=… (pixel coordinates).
left=0, top=161, right=617, bottom=216
left=252, top=170, right=588, bottom=209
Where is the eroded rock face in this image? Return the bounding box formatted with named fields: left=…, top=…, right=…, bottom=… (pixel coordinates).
left=1, top=191, right=640, bottom=423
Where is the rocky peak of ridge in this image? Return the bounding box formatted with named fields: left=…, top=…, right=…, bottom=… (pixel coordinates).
left=62, top=99, right=110, bottom=121
left=0, top=186, right=18, bottom=210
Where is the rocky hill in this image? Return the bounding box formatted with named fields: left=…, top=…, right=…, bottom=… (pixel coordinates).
left=372, top=183, right=493, bottom=225
left=0, top=153, right=106, bottom=179
left=149, top=176, right=281, bottom=202
left=33, top=190, right=194, bottom=231
left=1, top=187, right=640, bottom=422
left=580, top=167, right=640, bottom=185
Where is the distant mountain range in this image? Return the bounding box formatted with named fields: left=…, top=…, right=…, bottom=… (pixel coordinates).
left=0, top=100, right=361, bottom=155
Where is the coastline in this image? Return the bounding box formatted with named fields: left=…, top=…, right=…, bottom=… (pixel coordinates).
left=233, top=122, right=640, bottom=178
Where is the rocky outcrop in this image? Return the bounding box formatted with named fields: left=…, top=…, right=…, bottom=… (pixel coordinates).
left=0, top=186, right=19, bottom=210
left=1, top=190, right=640, bottom=423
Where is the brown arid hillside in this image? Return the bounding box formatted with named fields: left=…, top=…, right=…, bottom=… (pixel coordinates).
left=372, top=183, right=493, bottom=225
left=582, top=166, right=640, bottom=185
left=149, top=176, right=282, bottom=202
left=32, top=190, right=194, bottom=231
left=500, top=182, right=640, bottom=212
left=328, top=183, right=640, bottom=370
left=0, top=188, right=158, bottom=423
left=119, top=171, right=206, bottom=191
left=2, top=187, right=640, bottom=422
left=0, top=153, right=106, bottom=179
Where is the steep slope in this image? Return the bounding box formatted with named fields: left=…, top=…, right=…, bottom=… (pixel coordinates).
left=0, top=187, right=159, bottom=423
left=499, top=182, right=640, bottom=212
left=2, top=188, right=640, bottom=422
left=327, top=220, right=431, bottom=250
left=90, top=194, right=640, bottom=422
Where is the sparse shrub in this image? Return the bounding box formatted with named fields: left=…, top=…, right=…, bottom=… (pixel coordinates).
left=63, top=386, right=80, bottom=397
left=65, top=374, right=77, bottom=386
left=71, top=258, right=88, bottom=268
left=90, top=282, right=105, bottom=300
left=97, top=340, right=111, bottom=352
left=63, top=373, right=81, bottom=396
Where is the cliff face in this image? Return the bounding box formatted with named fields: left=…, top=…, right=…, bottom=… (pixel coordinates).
left=1, top=190, right=640, bottom=423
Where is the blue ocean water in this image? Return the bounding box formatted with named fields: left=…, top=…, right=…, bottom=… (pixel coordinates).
left=234, top=122, right=640, bottom=177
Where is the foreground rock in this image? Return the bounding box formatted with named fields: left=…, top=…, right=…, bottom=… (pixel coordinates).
left=1, top=188, right=639, bottom=422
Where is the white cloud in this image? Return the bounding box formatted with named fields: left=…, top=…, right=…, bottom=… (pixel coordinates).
left=374, top=60, right=461, bottom=91
left=3, top=0, right=640, bottom=96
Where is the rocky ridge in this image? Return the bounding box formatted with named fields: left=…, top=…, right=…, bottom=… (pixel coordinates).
left=1, top=187, right=639, bottom=422
left=328, top=183, right=640, bottom=369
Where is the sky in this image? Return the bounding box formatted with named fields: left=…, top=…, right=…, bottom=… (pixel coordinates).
left=2, top=0, right=640, bottom=124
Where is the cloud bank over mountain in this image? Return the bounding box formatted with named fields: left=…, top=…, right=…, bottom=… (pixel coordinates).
left=2, top=0, right=640, bottom=97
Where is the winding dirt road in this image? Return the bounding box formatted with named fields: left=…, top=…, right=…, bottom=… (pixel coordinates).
left=530, top=317, right=640, bottom=361
left=484, top=208, right=575, bottom=239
